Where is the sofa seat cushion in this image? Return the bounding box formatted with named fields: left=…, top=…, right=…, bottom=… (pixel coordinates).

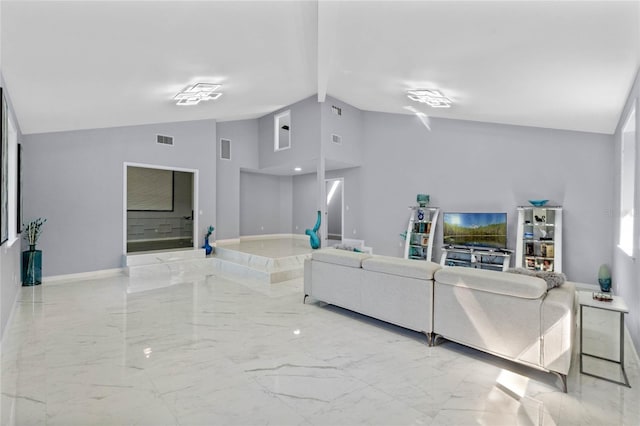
left=362, top=256, right=441, bottom=280
left=311, top=247, right=372, bottom=268
left=435, top=266, right=547, bottom=299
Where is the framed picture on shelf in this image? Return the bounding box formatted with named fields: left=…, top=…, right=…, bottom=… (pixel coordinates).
left=533, top=208, right=546, bottom=224
left=526, top=257, right=535, bottom=269
left=421, top=235, right=429, bottom=246
left=525, top=242, right=534, bottom=256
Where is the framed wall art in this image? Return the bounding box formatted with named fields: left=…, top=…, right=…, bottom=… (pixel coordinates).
left=0, top=88, right=8, bottom=245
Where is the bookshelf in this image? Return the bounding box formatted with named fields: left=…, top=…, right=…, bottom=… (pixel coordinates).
left=404, top=206, right=439, bottom=261
left=515, top=206, right=562, bottom=272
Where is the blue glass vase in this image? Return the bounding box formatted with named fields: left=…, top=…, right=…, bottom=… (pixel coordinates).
left=203, top=236, right=213, bottom=255
left=22, top=246, right=42, bottom=286
left=598, top=264, right=612, bottom=293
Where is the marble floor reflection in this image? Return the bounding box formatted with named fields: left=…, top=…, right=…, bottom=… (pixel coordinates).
left=1, top=272, right=639, bottom=425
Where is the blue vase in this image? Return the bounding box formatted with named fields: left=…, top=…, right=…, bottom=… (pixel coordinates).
left=598, top=277, right=612, bottom=293
left=598, top=264, right=612, bottom=293
left=203, top=236, right=213, bottom=255
left=22, top=247, right=42, bottom=286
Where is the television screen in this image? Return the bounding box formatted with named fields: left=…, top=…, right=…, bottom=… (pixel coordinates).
left=443, top=212, right=507, bottom=249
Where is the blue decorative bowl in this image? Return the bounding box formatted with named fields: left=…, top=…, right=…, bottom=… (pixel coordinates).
left=528, top=199, right=549, bottom=207
left=417, top=194, right=430, bottom=207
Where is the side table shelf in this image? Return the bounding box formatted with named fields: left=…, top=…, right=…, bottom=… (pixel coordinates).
left=578, top=291, right=631, bottom=388
left=440, top=246, right=512, bottom=271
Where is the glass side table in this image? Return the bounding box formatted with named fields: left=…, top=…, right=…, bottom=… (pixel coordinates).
left=578, top=291, right=630, bottom=387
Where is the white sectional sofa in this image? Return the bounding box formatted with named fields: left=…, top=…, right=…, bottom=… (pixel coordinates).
left=303, top=248, right=440, bottom=337
left=303, top=248, right=577, bottom=392
left=433, top=266, right=576, bottom=392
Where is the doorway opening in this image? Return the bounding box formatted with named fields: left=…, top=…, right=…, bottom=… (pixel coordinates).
left=124, top=163, right=197, bottom=253
left=325, top=178, right=344, bottom=243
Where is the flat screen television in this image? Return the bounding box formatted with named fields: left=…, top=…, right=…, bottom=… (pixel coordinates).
left=443, top=212, right=507, bottom=249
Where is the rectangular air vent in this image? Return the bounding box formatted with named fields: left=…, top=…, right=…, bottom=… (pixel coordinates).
left=331, top=105, right=342, bottom=116
left=331, top=133, right=342, bottom=144
left=220, top=138, right=231, bottom=160
left=156, top=134, right=174, bottom=146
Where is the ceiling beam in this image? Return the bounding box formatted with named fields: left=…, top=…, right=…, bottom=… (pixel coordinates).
left=317, top=1, right=340, bottom=102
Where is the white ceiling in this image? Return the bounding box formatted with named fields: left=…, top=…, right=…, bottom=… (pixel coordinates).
left=2, top=1, right=639, bottom=135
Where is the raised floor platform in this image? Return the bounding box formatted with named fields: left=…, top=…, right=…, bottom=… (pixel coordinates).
left=211, top=235, right=313, bottom=284
left=123, top=235, right=314, bottom=291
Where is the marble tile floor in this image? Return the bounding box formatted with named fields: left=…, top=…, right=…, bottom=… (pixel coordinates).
left=1, top=271, right=639, bottom=426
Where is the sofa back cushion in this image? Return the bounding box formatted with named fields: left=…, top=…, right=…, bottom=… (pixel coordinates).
left=435, top=266, right=547, bottom=299
left=362, top=256, right=441, bottom=280
left=311, top=247, right=372, bottom=268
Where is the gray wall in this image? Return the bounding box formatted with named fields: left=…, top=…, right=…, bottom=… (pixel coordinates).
left=216, top=119, right=259, bottom=240
left=258, top=95, right=321, bottom=170
left=356, top=112, right=613, bottom=286
left=239, top=171, right=292, bottom=236
left=613, top=68, right=640, bottom=355
left=23, top=119, right=216, bottom=276
left=292, top=172, right=318, bottom=236
left=0, top=72, right=24, bottom=338
left=321, top=95, right=364, bottom=167
left=293, top=168, right=363, bottom=244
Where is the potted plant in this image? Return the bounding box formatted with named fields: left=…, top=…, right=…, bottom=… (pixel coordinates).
left=22, top=218, right=46, bottom=286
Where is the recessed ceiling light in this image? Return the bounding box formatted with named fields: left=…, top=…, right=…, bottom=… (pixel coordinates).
left=294, top=167, right=302, bottom=172
left=174, top=83, right=222, bottom=106
left=407, top=89, right=452, bottom=108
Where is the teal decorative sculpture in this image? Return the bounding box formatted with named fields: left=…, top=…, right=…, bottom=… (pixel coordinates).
left=598, top=264, right=612, bottom=293
left=203, top=225, right=215, bottom=255
left=305, top=211, right=321, bottom=249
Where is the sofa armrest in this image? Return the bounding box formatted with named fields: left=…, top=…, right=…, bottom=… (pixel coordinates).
left=541, top=282, right=576, bottom=375
left=304, top=258, right=312, bottom=297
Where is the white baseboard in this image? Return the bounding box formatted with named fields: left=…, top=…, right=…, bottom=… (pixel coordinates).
left=215, top=238, right=240, bottom=245
left=43, top=268, right=125, bottom=285
left=218, top=234, right=307, bottom=245
left=240, top=233, right=306, bottom=241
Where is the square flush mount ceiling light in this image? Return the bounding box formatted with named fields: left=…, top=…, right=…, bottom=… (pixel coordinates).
left=174, top=83, right=222, bottom=106
left=407, top=89, right=452, bottom=108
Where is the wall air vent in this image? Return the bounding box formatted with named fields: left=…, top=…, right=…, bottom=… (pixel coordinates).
left=331, top=134, right=342, bottom=144
left=331, top=105, right=342, bottom=116
left=220, top=138, right=231, bottom=160
left=156, top=134, right=174, bottom=146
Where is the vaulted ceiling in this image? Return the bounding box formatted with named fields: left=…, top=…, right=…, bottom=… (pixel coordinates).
left=1, top=1, right=638, bottom=135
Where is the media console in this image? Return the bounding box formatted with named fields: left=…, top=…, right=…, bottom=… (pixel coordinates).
left=440, top=245, right=513, bottom=271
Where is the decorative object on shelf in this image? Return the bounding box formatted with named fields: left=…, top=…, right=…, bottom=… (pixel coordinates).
left=202, top=225, right=215, bottom=255
left=598, top=264, right=612, bottom=293
left=416, top=194, right=430, bottom=207
left=22, top=217, right=47, bottom=286
left=592, top=292, right=613, bottom=302
left=528, top=199, right=549, bottom=207
left=305, top=211, right=321, bottom=249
